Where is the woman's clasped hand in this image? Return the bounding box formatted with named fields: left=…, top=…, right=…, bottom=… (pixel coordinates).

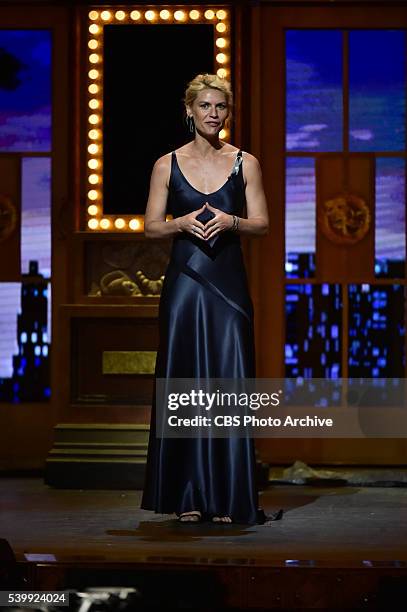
left=176, top=202, right=234, bottom=241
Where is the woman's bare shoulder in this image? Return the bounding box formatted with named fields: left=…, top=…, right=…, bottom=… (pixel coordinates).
left=154, top=151, right=172, bottom=168
left=152, top=152, right=172, bottom=177
left=241, top=150, right=260, bottom=166
left=149, top=153, right=172, bottom=189
left=240, top=151, right=262, bottom=186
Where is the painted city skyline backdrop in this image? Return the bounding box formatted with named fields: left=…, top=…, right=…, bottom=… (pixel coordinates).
left=285, top=29, right=406, bottom=269
left=0, top=28, right=405, bottom=388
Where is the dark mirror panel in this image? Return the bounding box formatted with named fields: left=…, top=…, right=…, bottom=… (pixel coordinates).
left=103, top=24, right=214, bottom=215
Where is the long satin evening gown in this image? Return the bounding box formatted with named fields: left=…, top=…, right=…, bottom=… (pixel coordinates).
left=141, top=149, right=265, bottom=524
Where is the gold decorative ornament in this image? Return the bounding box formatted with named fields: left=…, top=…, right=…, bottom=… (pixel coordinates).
left=319, top=192, right=370, bottom=245
left=0, top=195, right=17, bottom=242
left=91, top=269, right=165, bottom=297
left=135, top=270, right=165, bottom=295
left=100, top=270, right=142, bottom=296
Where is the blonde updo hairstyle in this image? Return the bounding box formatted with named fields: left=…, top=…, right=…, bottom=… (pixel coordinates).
left=183, top=73, right=233, bottom=129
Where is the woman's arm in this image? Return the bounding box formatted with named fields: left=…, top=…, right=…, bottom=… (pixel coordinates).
left=204, top=152, right=269, bottom=240
left=144, top=154, right=206, bottom=240
left=236, top=152, right=269, bottom=236
left=144, top=154, right=178, bottom=239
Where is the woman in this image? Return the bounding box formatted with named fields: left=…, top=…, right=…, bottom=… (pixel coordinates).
left=141, top=73, right=269, bottom=524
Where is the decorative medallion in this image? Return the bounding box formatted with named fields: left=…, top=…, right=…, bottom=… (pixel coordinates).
left=0, top=195, right=17, bottom=242
left=319, top=192, right=370, bottom=245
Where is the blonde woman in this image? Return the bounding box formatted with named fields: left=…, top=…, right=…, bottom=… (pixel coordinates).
left=141, top=74, right=270, bottom=524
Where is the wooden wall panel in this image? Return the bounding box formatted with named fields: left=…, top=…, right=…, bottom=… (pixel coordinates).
left=316, top=155, right=375, bottom=282
left=0, top=6, right=70, bottom=471
left=71, top=316, right=158, bottom=406
left=250, top=3, right=407, bottom=466
left=0, top=156, right=20, bottom=280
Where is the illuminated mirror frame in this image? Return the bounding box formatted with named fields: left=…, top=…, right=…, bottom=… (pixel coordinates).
left=86, top=6, right=231, bottom=232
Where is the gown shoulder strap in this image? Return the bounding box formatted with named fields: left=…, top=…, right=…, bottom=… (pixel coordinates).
left=168, top=151, right=177, bottom=191
left=230, top=149, right=243, bottom=177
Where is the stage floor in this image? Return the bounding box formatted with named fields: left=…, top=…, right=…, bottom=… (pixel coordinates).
left=1, top=477, right=406, bottom=566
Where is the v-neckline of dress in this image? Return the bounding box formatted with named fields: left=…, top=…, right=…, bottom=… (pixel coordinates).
left=174, top=149, right=241, bottom=196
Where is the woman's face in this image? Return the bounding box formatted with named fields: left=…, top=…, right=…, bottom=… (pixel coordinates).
left=188, top=88, right=229, bottom=135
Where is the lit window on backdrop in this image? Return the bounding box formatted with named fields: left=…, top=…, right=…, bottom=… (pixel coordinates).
left=0, top=30, right=51, bottom=402
left=285, top=157, right=316, bottom=279
left=285, top=29, right=406, bottom=379
left=348, top=284, right=405, bottom=378
left=21, top=158, right=51, bottom=278
left=375, top=157, right=405, bottom=279
left=285, top=283, right=342, bottom=380
left=349, top=30, right=405, bottom=153
left=347, top=31, right=406, bottom=378
left=286, top=30, right=343, bottom=154
left=285, top=30, right=342, bottom=280
left=285, top=30, right=343, bottom=380
left=0, top=30, right=51, bottom=151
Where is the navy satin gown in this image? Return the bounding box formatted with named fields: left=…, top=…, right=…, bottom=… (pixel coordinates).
left=141, top=149, right=265, bottom=524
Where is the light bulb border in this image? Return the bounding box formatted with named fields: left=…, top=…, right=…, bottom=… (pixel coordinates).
left=86, top=5, right=231, bottom=232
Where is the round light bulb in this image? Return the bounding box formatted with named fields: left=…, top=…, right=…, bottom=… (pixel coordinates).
left=216, top=38, right=227, bottom=48
left=88, top=129, right=100, bottom=139
left=160, top=10, right=170, bottom=20
left=88, top=159, right=99, bottom=169
left=145, top=10, right=156, bottom=21
left=88, top=39, right=98, bottom=50
left=89, top=24, right=100, bottom=34
left=88, top=218, right=99, bottom=229
left=129, top=218, right=141, bottom=231
left=101, top=10, right=112, bottom=21
left=88, top=11, right=99, bottom=21
left=130, top=10, right=141, bottom=20
left=114, top=218, right=126, bottom=229
left=216, top=23, right=227, bottom=33
left=89, top=53, right=100, bottom=64
left=217, top=68, right=227, bottom=79
left=216, top=53, right=227, bottom=64
left=189, top=10, right=200, bottom=20
left=174, top=10, right=186, bottom=21
left=204, top=10, right=215, bottom=20
left=88, top=190, right=99, bottom=201
left=88, top=84, right=98, bottom=94
left=88, top=144, right=99, bottom=154
left=217, top=10, right=227, bottom=20
left=88, top=114, right=99, bottom=125
left=89, top=99, right=99, bottom=109
left=87, top=204, right=98, bottom=215
left=88, top=174, right=99, bottom=184
left=115, top=11, right=126, bottom=21
left=100, top=218, right=111, bottom=229
left=88, top=69, right=99, bottom=79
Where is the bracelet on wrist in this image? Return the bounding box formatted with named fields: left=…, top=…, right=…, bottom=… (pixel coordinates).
left=230, top=215, right=239, bottom=232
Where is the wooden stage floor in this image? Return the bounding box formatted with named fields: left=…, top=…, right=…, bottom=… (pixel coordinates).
left=1, top=477, right=407, bottom=610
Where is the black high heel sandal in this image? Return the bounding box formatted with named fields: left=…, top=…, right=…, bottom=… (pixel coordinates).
left=177, top=511, right=202, bottom=523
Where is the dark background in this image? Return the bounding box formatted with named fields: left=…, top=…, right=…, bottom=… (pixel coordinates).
left=103, top=23, right=215, bottom=215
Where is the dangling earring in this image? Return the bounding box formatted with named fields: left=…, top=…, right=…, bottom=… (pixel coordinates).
left=186, top=114, right=195, bottom=134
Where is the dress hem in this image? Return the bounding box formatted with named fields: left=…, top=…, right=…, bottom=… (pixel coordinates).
left=140, top=504, right=283, bottom=526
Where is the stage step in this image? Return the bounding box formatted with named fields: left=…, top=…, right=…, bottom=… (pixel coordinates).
left=45, top=423, right=149, bottom=489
